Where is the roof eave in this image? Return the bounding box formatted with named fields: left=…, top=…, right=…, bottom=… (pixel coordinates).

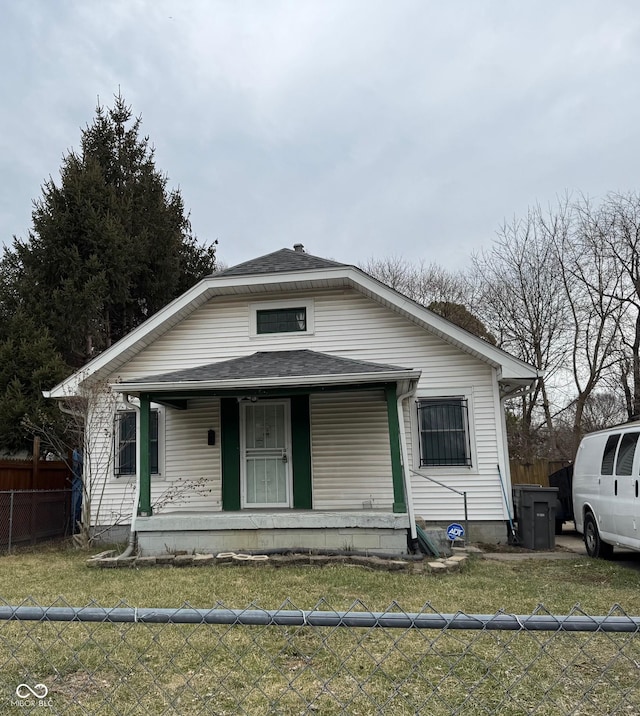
left=111, top=369, right=422, bottom=394
left=46, top=262, right=539, bottom=398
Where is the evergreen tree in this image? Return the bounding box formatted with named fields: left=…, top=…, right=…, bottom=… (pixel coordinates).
left=0, top=93, right=216, bottom=452
left=0, top=311, right=69, bottom=453
left=2, top=93, right=216, bottom=368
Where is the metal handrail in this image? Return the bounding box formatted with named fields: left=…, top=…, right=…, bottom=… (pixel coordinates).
left=410, top=469, right=469, bottom=543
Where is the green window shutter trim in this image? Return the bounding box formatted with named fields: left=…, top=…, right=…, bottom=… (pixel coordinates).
left=138, top=393, right=152, bottom=516
left=220, top=398, right=241, bottom=511
left=385, top=384, right=406, bottom=513
left=291, top=395, right=313, bottom=509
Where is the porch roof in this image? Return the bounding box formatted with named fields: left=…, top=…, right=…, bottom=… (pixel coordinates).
left=113, top=349, right=421, bottom=393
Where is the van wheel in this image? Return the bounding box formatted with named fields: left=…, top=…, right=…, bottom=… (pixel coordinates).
left=584, top=513, right=613, bottom=559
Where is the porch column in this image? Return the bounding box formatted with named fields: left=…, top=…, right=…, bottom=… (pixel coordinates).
left=291, top=395, right=312, bottom=509
left=138, top=393, right=152, bottom=516
left=220, top=398, right=241, bottom=510
left=385, top=384, right=406, bottom=513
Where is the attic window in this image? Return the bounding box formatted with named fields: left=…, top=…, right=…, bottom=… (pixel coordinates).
left=256, top=307, right=307, bottom=334
left=250, top=299, right=314, bottom=337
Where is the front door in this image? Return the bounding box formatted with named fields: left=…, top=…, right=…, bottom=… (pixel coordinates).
left=241, top=400, right=291, bottom=508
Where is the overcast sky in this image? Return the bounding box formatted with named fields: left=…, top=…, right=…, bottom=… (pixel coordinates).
left=1, top=1, right=639, bottom=271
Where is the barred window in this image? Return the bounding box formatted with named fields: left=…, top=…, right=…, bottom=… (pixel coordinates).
left=417, top=398, right=471, bottom=467
left=115, top=410, right=159, bottom=476
left=256, top=307, right=306, bottom=334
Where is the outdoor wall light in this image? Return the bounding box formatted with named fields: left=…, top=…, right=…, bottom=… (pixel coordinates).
left=207, top=430, right=216, bottom=446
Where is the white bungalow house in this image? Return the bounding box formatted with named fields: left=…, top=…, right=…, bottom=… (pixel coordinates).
left=45, top=245, right=538, bottom=556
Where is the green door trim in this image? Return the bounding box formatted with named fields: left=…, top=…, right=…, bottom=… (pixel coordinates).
left=221, top=395, right=313, bottom=511
left=291, top=395, right=313, bottom=509
left=138, top=393, right=152, bottom=516
left=220, top=398, right=241, bottom=510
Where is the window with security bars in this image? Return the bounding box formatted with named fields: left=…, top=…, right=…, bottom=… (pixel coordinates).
left=256, top=307, right=306, bottom=334
left=114, top=411, right=159, bottom=476
left=417, top=398, right=471, bottom=467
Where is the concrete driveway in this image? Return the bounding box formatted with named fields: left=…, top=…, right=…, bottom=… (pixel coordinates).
left=483, top=523, right=640, bottom=570
left=555, top=528, right=586, bottom=556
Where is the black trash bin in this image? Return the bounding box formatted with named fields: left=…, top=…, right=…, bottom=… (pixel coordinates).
left=512, top=485, right=559, bottom=550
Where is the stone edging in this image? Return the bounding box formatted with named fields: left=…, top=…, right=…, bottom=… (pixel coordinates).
left=86, top=546, right=480, bottom=573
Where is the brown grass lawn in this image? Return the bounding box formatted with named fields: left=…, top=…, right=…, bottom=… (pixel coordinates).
left=1, top=539, right=640, bottom=614
left=0, top=540, right=638, bottom=715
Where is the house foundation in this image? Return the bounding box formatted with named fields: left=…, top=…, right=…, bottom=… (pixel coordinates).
left=134, top=511, right=411, bottom=556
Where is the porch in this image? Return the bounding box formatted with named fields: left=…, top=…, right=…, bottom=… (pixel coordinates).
left=113, top=349, right=422, bottom=556
left=135, top=510, right=411, bottom=556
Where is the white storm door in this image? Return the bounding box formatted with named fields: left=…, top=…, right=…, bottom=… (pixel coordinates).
left=242, top=401, right=291, bottom=508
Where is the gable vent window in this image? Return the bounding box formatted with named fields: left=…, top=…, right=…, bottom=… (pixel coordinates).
left=115, top=410, right=159, bottom=476
left=256, top=307, right=307, bottom=334
left=417, top=398, right=471, bottom=467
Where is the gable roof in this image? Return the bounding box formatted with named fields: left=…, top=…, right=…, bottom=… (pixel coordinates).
left=115, top=350, right=420, bottom=392
left=45, top=247, right=539, bottom=399
left=215, top=248, right=346, bottom=277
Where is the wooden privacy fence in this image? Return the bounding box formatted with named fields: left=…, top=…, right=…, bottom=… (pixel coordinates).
left=509, top=459, right=571, bottom=487
left=0, top=458, right=71, bottom=490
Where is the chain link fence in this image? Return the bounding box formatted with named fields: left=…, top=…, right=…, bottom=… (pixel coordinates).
left=0, top=491, right=72, bottom=552
left=0, top=598, right=639, bottom=715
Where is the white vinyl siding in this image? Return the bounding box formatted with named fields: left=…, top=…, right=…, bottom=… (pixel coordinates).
left=162, top=398, right=221, bottom=512
left=90, top=397, right=221, bottom=526
left=102, top=287, right=504, bottom=522
left=311, top=390, right=393, bottom=510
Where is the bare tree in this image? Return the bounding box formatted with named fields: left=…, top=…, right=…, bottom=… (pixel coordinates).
left=363, top=195, right=636, bottom=461
left=592, top=192, right=640, bottom=420
left=359, top=255, right=496, bottom=340
left=27, top=379, right=212, bottom=548
left=360, top=256, right=470, bottom=307
left=554, top=198, right=627, bottom=452
left=471, top=206, right=570, bottom=458
left=24, top=379, right=126, bottom=547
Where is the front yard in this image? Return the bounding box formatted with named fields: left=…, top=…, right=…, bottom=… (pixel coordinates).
left=1, top=541, right=639, bottom=715
left=1, top=539, right=640, bottom=613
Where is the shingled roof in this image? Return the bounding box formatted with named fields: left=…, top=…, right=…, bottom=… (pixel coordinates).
left=119, top=350, right=416, bottom=388
left=214, top=247, right=347, bottom=277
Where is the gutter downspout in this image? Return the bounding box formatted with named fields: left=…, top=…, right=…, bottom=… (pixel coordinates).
left=494, top=370, right=518, bottom=542
left=397, top=382, right=418, bottom=546
left=116, top=394, right=141, bottom=559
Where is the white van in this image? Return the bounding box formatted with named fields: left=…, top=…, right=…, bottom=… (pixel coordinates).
left=573, top=422, right=640, bottom=558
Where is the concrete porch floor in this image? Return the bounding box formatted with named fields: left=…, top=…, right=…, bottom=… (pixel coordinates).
left=136, top=510, right=409, bottom=531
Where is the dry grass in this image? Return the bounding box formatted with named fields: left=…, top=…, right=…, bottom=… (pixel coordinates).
left=0, top=539, right=639, bottom=714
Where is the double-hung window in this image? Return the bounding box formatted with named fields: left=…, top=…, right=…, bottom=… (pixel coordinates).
left=417, top=397, right=471, bottom=467
left=115, top=410, right=159, bottom=476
